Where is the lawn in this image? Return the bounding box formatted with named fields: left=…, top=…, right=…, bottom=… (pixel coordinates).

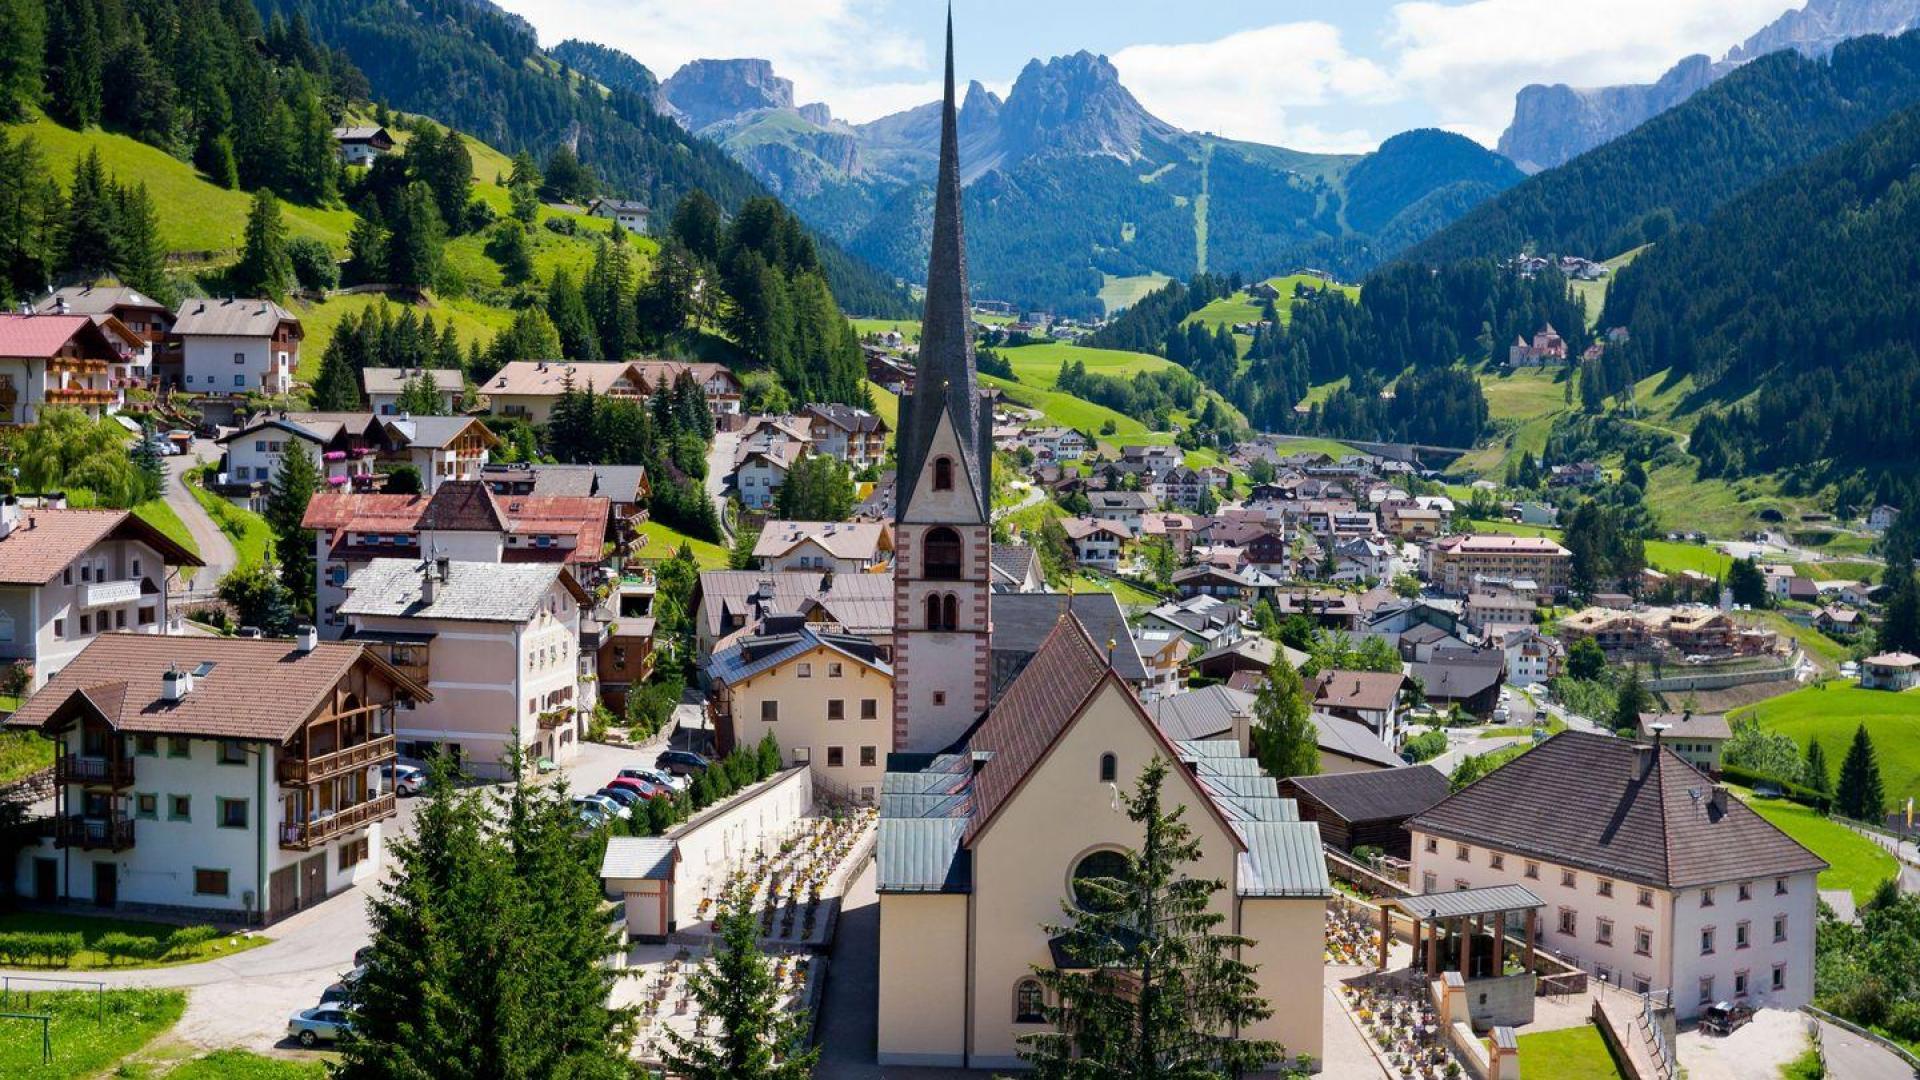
left=0, top=730, right=53, bottom=783
left=1479, top=368, right=1573, bottom=425
left=1460, top=518, right=1563, bottom=540
left=1802, top=560, right=1882, bottom=584
left=999, top=341, right=1186, bottom=388
left=980, top=374, right=1150, bottom=443
left=0, top=913, right=266, bottom=970
left=132, top=499, right=200, bottom=564
left=1098, top=272, right=1172, bottom=314
left=1643, top=540, right=1731, bottom=578
left=632, top=520, right=729, bottom=570
left=7, top=111, right=356, bottom=256
left=292, top=292, right=513, bottom=382
left=1268, top=436, right=1366, bottom=459
left=1514, top=1023, right=1623, bottom=1079
left=187, top=474, right=273, bottom=571
left=1737, top=790, right=1898, bottom=903
left=1737, top=681, right=1920, bottom=803
left=162, top=1050, right=329, bottom=1079
left=0, top=989, right=183, bottom=1080
left=863, top=380, right=899, bottom=430
left=851, top=317, right=922, bottom=343
left=1740, top=610, right=1851, bottom=671
left=1071, top=571, right=1164, bottom=608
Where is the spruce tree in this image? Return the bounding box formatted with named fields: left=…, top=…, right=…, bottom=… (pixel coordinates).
left=1836, top=725, right=1887, bottom=822
left=61, top=150, right=115, bottom=278
left=385, top=182, right=445, bottom=291
left=345, top=206, right=387, bottom=286
left=1251, top=660, right=1319, bottom=779
left=1879, top=554, right=1920, bottom=656
left=1803, top=739, right=1832, bottom=796
left=311, top=337, right=363, bottom=411
left=265, top=444, right=320, bottom=611
left=395, top=371, right=446, bottom=416
left=661, top=883, right=817, bottom=1079
left=584, top=234, right=636, bottom=361
left=130, top=417, right=166, bottom=503
left=547, top=267, right=601, bottom=362
left=0, top=0, right=44, bottom=121
left=0, top=130, right=60, bottom=305
left=729, top=523, right=761, bottom=570
left=110, top=181, right=168, bottom=301
left=233, top=189, right=294, bottom=300
left=44, top=0, right=103, bottom=129
left=1019, top=758, right=1284, bottom=1076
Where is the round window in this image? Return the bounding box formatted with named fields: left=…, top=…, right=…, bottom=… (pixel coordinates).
left=1070, top=849, right=1130, bottom=913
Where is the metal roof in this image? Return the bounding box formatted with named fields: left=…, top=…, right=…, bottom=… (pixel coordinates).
left=1235, top=821, right=1333, bottom=897
left=1386, top=884, right=1546, bottom=921
left=599, top=837, right=677, bottom=881
left=875, top=818, right=972, bottom=892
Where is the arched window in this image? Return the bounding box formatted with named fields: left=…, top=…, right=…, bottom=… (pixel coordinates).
left=932, top=456, right=954, bottom=491
left=924, top=593, right=943, bottom=630
left=923, top=526, right=963, bottom=581
left=1014, top=978, right=1046, bottom=1024
left=1071, top=849, right=1130, bottom=913
left=942, top=594, right=958, bottom=631
left=1098, top=752, right=1117, bottom=783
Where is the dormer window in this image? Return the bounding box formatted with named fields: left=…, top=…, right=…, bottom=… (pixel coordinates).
left=933, top=456, right=954, bottom=491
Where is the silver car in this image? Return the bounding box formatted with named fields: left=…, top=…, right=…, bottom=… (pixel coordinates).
left=288, top=1005, right=352, bottom=1047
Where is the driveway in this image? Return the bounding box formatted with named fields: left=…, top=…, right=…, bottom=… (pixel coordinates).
left=0, top=739, right=672, bottom=1055
left=164, top=438, right=235, bottom=600
left=705, top=429, right=739, bottom=541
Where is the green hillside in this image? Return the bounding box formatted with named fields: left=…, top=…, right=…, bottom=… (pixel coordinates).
left=1000, top=342, right=1187, bottom=388
left=1184, top=273, right=1359, bottom=333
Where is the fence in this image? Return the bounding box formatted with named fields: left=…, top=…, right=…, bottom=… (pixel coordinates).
left=1802, top=1004, right=1920, bottom=1073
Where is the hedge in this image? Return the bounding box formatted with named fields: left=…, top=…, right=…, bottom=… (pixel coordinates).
left=0, top=924, right=225, bottom=966
left=1720, top=763, right=1833, bottom=813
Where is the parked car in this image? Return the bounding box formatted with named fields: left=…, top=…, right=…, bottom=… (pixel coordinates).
left=139, top=436, right=178, bottom=457
left=319, top=965, right=364, bottom=1005
left=654, top=750, right=710, bottom=777
left=607, top=776, right=669, bottom=801
left=571, top=797, right=611, bottom=828
left=288, top=1006, right=352, bottom=1047
left=618, top=767, right=689, bottom=794
left=393, top=763, right=426, bottom=796
left=596, top=786, right=645, bottom=813
left=578, top=792, right=630, bottom=820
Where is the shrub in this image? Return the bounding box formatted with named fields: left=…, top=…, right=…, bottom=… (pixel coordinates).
left=543, top=216, right=579, bottom=236
left=166, top=925, right=221, bottom=952
left=1401, top=729, right=1449, bottom=763
left=286, top=236, right=339, bottom=291
left=0, top=930, right=84, bottom=965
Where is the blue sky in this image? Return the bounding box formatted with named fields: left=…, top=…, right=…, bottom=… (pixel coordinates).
left=494, top=0, right=1801, bottom=151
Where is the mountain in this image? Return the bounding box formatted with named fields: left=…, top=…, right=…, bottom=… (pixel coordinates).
left=258, top=0, right=912, bottom=317
left=1601, top=100, right=1920, bottom=477
left=1404, top=29, right=1920, bottom=264
left=658, top=49, right=1523, bottom=316
left=550, top=38, right=660, bottom=99
left=1498, top=0, right=1920, bottom=171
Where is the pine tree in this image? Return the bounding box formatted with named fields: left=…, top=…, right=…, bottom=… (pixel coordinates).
left=1251, top=660, right=1319, bottom=779
left=546, top=267, right=601, bottom=362
left=0, top=0, right=44, bottom=121
left=1019, top=757, right=1284, bottom=1076
left=233, top=189, right=294, bottom=299
left=728, top=523, right=761, bottom=570
left=384, top=182, right=444, bottom=290
left=1836, top=725, right=1886, bottom=822
left=345, top=205, right=387, bottom=286
left=130, top=417, right=166, bottom=503
left=584, top=235, right=636, bottom=361
left=486, top=219, right=533, bottom=285
left=264, top=444, right=320, bottom=611
left=1879, top=555, right=1920, bottom=656
left=1803, top=739, right=1832, bottom=796
left=661, top=882, right=817, bottom=1079
left=61, top=150, right=115, bottom=278
left=110, top=182, right=168, bottom=301
left=311, top=337, right=363, bottom=411
left=45, top=0, right=103, bottom=129
left=773, top=454, right=853, bottom=521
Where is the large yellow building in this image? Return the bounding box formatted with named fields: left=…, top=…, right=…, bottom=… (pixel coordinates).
left=876, top=618, right=1329, bottom=1069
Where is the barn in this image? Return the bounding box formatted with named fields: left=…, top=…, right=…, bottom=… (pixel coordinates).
left=1280, top=766, right=1451, bottom=859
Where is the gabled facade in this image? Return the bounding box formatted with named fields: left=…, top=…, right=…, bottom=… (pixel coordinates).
left=706, top=623, right=894, bottom=802
left=0, top=313, right=140, bottom=422
left=0, top=501, right=202, bottom=689
left=173, top=298, right=300, bottom=397
left=5, top=632, right=428, bottom=922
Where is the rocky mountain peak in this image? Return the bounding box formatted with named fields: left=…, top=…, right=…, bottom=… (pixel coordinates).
left=661, top=58, right=794, bottom=132
left=995, top=50, right=1180, bottom=162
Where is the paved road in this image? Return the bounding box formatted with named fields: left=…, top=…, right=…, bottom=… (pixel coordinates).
left=164, top=438, right=234, bottom=600
left=705, top=429, right=739, bottom=542
left=992, top=482, right=1044, bottom=522
left=1820, top=1019, right=1920, bottom=1080
left=1849, top=823, right=1920, bottom=894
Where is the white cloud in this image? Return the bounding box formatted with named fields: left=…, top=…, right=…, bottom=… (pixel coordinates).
left=1385, top=0, right=1798, bottom=143
left=1113, top=22, right=1394, bottom=152
left=490, top=0, right=934, bottom=123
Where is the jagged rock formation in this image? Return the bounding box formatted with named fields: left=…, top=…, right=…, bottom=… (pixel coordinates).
left=660, top=58, right=794, bottom=132
left=1498, top=0, right=1920, bottom=171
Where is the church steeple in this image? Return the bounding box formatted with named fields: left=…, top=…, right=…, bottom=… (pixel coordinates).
left=896, top=7, right=988, bottom=520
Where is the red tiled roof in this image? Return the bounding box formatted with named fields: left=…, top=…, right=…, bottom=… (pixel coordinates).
left=417, top=481, right=508, bottom=532
left=5, top=634, right=428, bottom=741
left=0, top=507, right=202, bottom=585
left=0, top=314, right=92, bottom=358
left=301, top=492, right=429, bottom=533
left=1305, top=669, right=1406, bottom=712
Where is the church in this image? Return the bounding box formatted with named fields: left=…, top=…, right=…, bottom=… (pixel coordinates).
left=874, top=17, right=1330, bottom=1071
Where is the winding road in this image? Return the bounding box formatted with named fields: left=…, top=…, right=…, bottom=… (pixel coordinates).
left=165, top=438, right=236, bottom=601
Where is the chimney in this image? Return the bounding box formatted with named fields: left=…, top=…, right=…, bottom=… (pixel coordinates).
left=1107, top=638, right=1118, bottom=669
left=54, top=296, right=68, bottom=314
left=421, top=560, right=440, bottom=604
left=162, top=664, right=194, bottom=701
left=1708, top=785, right=1728, bottom=814
left=294, top=625, right=318, bottom=653
left=0, top=496, right=17, bottom=540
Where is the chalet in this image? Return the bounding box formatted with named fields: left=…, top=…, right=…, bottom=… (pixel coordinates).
left=1501, top=627, right=1562, bottom=686
left=1547, top=461, right=1602, bottom=488
left=1306, top=669, right=1406, bottom=746
left=331, top=126, right=395, bottom=166
left=752, top=520, right=893, bottom=574
left=34, top=286, right=170, bottom=387
left=172, top=298, right=300, bottom=400
left=0, top=312, right=140, bottom=422
left=800, top=403, right=889, bottom=469
left=587, top=198, right=650, bottom=234
left=361, top=367, right=463, bottom=415
left=1407, top=647, right=1506, bottom=718
left=1058, top=517, right=1130, bottom=571
left=1860, top=652, right=1920, bottom=692
left=1636, top=712, right=1732, bottom=775
left=1089, top=490, right=1153, bottom=533
left=988, top=544, right=1045, bottom=594
left=692, top=570, right=895, bottom=658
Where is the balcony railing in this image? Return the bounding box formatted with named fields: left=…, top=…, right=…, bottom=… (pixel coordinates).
left=56, top=755, right=134, bottom=788
left=278, top=733, right=396, bottom=786
left=55, top=814, right=135, bottom=851
left=46, top=386, right=117, bottom=404
left=280, top=793, right=397, bottom=851
left=81, top=579, right=144, bottom=609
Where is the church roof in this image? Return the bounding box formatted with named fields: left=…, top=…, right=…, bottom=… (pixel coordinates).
left=893, top=10, right=990, bottom=521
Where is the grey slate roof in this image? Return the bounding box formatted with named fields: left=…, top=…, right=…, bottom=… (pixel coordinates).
left=989, top=591, right=1147, bottom=694
left=706, top=626, right=892, bottom=687
left=338, top=558, right=568, bottom=623
left=1285, top=766, right=1450, bottom=824
left=173, top=297, right=298, bottom=337
left=1405, top=731, right=1828, bottom=889
left=1311, top=713, right=1404, bottom=769
left=600, top=837, right=677, bottom=880
left=383, top=415, right=485, bottom=450
left=1149, top=685, right=1252, bottom=742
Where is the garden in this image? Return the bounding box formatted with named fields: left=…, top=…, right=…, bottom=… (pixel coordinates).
left=0, top=914, right=263, bottom=971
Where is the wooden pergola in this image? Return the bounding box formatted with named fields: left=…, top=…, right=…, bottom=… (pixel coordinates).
left=1377, top=884, right=1546, bottom=980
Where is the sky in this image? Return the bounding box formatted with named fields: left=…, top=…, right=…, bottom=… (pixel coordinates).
left=491, top=0, right=1803, bottom=153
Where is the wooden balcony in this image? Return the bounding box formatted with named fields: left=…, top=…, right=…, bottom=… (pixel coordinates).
left=278, top=733, right=396, bottom=786
left=56, top=755, right=134, bottom=788
left=280, top=793, right=396, bottom=851
left=46, top=386, right=117, bottom=405
left=56, top=814, right=135, bottom=851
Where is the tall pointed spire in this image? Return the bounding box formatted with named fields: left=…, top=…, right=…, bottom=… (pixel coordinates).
left=896, top=4, right=987, bottom=519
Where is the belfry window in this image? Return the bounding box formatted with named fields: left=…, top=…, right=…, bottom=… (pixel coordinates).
left=933, top=456, right=954, bottom=491
left=924, top=527, right=963, bottom=580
